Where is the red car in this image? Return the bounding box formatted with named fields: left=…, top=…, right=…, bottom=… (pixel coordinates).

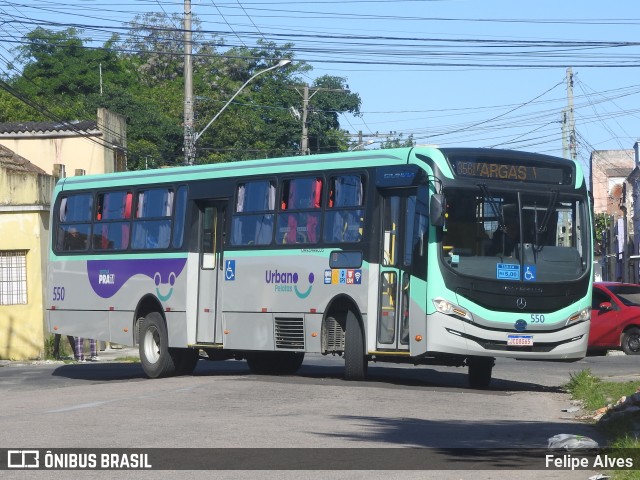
left=590, top=282, right=640, bottom=355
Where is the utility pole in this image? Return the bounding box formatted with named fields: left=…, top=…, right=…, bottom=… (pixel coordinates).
left=566, top=67, right=576, bottom=161
left=300, top=85, right=310, bottom=155
left=183, top=0, right=195, bottom=165
left=295, top=84, right=349, bottom=155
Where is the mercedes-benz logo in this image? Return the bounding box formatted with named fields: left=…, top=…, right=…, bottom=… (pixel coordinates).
left=516, top=298, right=527, bottom=309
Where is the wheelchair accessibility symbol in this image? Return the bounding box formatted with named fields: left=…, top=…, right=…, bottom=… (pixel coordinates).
left=225, top=260, right=236, bottom=281
left=523, top=265, right=536, bottom=281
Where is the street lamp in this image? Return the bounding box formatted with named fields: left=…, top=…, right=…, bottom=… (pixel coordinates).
left=185, top=59, right=291, bottom=165
left=348, top=139, right=374, bottom=151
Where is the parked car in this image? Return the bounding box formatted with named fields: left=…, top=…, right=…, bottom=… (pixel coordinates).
left=590, top=282, right=640, bottom=355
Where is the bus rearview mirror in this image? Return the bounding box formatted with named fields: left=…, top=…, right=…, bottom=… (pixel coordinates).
left=430, top=194, right=445, bottom=227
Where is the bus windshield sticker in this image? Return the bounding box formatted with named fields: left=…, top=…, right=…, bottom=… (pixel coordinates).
left=326, top=269, right=362, bottom=285
left=524, top=265, right=536, bottom=281
left=496, top=263, right=520, bottom=281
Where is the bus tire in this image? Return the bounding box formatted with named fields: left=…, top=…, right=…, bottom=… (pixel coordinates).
left=139, top=312, right=176, bottom=378
left=246, top=352, right=305, bottom=375
left=467, top=356, right=494, bottom=389
left=621, top=327, right=640, bottom=355
left=344, top=310, right=367, bottom=381
left=170, top=348, right=200, bottom=375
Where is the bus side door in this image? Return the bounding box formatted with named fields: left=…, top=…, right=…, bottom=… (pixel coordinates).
left=377, top=188, right=429, bottom=352
left=377, top=191, right=412, bottom=351
left=196, top=201, right=227, bottom=344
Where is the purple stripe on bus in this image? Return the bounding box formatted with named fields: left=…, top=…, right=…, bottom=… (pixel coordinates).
left=87, top=258, right=187, bottom=299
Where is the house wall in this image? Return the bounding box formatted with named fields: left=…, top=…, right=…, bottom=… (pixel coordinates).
left=0, top=134, right=107, bottom=176
left=590, top=149, right=634, bottom=214
left=98, top=108, right=127, bottom=173
left=0, top=168, right=53, bottom=360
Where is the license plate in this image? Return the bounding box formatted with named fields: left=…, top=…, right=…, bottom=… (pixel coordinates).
left=507, top=335, right=533, bottom=346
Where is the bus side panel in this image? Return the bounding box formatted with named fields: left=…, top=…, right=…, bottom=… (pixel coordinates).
left=220, top=251, right=369, bottom=351
left=48, top=256, right=189, bottom=346
left=48, top=310, right=110, bottom=342
left=165, top=311, right=188, bottom=348
left=109, top=310, right=136, bottom=346
left=223, top=312, right=274, bottom=350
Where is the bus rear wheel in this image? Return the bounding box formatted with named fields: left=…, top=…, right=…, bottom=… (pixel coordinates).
left=246, top=352, right=305, bottom=375
left=139, top=312, right=176, bottom=378
left=344, top=310, right=367, bottom=381
left=467, top=356, right=494, bottom=389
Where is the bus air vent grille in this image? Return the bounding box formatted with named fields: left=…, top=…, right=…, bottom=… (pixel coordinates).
left=324, top=316, right=345, bottom=352
left=274, top=317, right=305, bottom=350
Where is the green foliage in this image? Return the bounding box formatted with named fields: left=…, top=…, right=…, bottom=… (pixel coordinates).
left=565, top=368, right=637, bottom=411
left=566, top=368, right=640, bottom=479
left=43, top=334, right=73, bottom=360
left=1, top=16, right=363, bottom=168
left=379, top=133, right=415, bottom=149
left=566, top=369, right=603, bottom=410
left=594, top=212, right=610, bottom=253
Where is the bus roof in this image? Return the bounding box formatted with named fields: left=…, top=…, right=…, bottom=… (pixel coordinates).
left=56, top=146, right=427, bottom=191
left=54, top=145, right=583, bottom=192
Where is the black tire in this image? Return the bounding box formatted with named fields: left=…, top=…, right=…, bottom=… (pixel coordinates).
left=170, top=348, right=200, bottom=375
left=621, top=327, right=640, bottom=355
left=246, top=352, right=305, bottom=375
left=467, top=356, right=494, bottom=389
left=344, top=310, right=367, bottom=381
left=138, top=312, right=176, bottom=378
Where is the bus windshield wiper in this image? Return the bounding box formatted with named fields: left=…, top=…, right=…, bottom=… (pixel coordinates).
left=535, top=190, right=559, bottom=248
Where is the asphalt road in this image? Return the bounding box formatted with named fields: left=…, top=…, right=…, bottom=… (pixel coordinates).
left=0, top=351, right=637, bottom=479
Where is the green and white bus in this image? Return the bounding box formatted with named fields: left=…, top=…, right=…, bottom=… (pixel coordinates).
left=47, top=146, right=592, bottom=387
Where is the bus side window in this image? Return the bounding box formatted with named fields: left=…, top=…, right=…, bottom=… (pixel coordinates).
left=323, top=175, right=364, bottom=243
left=276, top=177, right=323, bottom=245
left=94, top=191, right=132, bottom=251
left=56, top=193, right=93, bottom=253
left=132, top=188, right=173, bottom=250
left=231, top=181, right=275, bottom=246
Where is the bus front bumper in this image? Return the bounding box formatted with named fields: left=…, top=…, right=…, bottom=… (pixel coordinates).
left=424, top=312, right=589, bottom=361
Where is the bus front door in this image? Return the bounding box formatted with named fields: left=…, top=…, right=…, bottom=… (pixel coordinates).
left=377, top=192, right=413, bottom=352
left=196, top=202, right=226, bottom=344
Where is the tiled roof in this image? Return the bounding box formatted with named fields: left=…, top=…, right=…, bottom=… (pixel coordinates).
left=0, top=120, right=99, bottom=134
left=0, top=144, right=47, bottom=174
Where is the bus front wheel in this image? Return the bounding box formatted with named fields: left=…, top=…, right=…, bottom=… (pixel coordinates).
left=344, top=310, right=368, bottom=381
left=467, top=356, right=494, bottom=389
left=139, top=312, right=176, bottom=378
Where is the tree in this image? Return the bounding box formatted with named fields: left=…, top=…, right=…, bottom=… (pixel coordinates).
left=379, top=133, right=415, bottom=149
left=305, top=75, right=361, bottom=154
left=2, top=18, right=364, bottom=168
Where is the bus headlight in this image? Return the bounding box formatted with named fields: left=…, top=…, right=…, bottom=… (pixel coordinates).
left=566, top=307, right=590, bottom=326
left=433, top=298, right=471, bottom=320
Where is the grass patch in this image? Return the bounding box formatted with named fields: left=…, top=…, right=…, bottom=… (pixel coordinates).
left=566, top=369, right=640, bottom=479
left=114, top=356, right=140, bottom=363
left=566, top=369, right=639, bottom=411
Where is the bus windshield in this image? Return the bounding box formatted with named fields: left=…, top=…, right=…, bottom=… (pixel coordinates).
left=440, top=187, right=589, bottom=283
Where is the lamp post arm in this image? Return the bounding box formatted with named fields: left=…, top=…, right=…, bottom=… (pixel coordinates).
left=194, top=62, right=283, bottom=143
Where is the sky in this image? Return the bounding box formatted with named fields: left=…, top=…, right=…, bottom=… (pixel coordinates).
left=1, top=0, right=639, bottom=178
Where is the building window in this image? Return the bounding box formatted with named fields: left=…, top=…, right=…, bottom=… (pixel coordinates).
left=0, top=250, right=27, bottom=305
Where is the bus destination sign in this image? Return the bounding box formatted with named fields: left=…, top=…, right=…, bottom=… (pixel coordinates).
left=451, top=160, right=567, bottom=184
